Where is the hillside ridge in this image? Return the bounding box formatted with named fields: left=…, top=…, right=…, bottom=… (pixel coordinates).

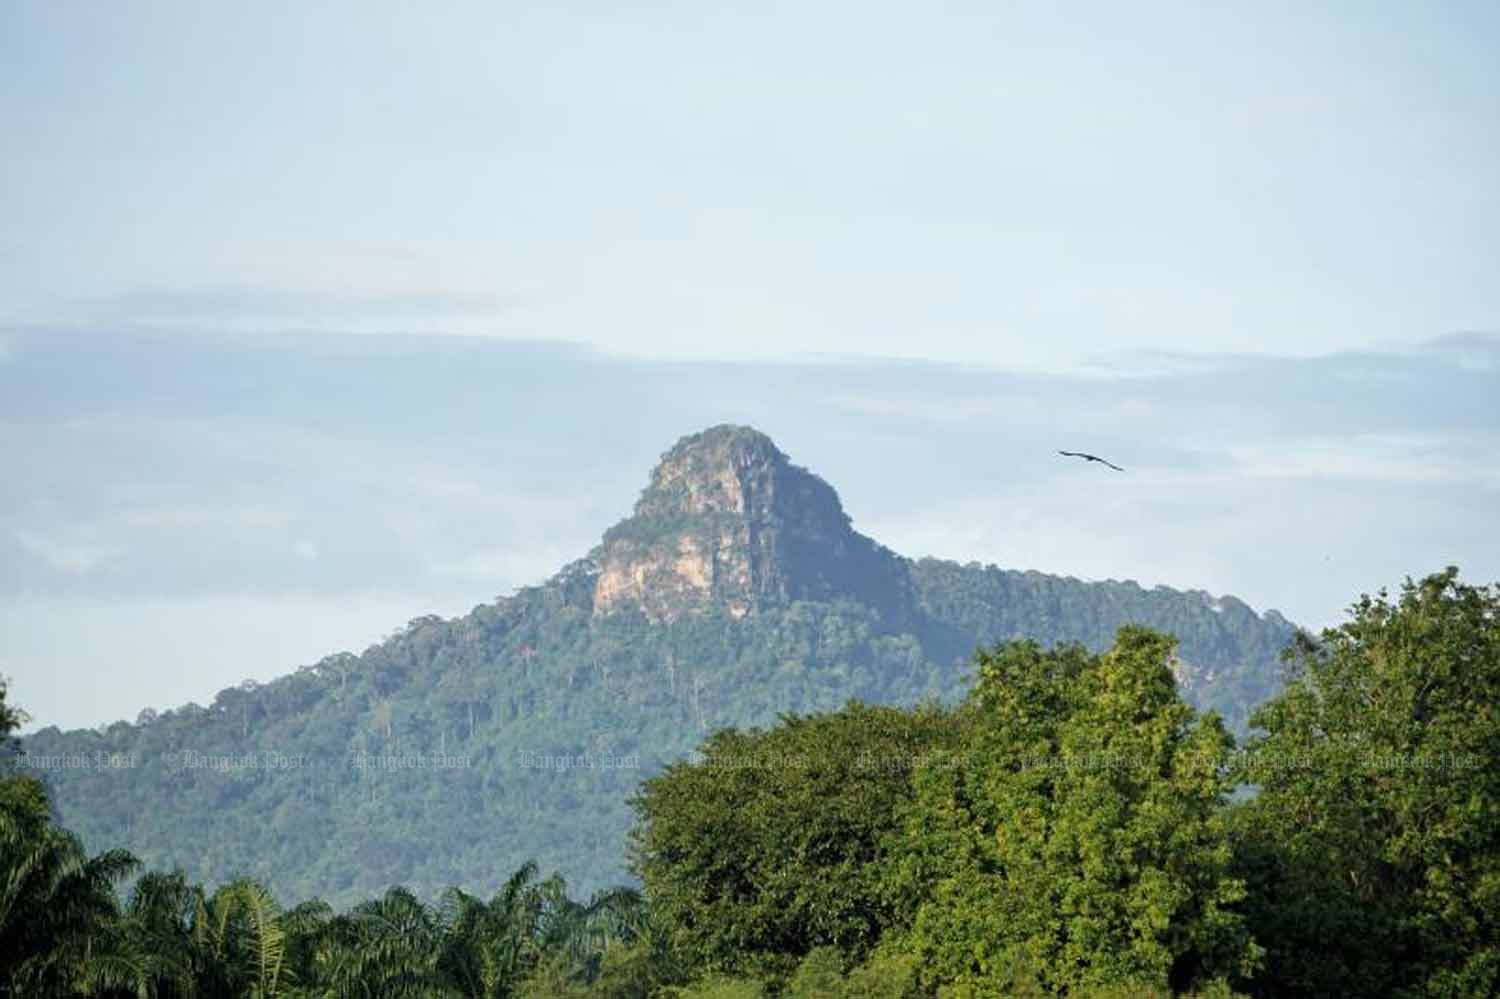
left=23, top=425, right=1298, bottom=901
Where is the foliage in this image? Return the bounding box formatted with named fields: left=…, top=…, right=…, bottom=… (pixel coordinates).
left=1231, top=568, right=1500, bottom=999
left=1, top=677, right=141, bottom=999
left=778, top=946, right=925, bottom=999
left=0, top=677, right=26, bottom=758
left=659, top=974, right=767, bottom=999
left=889, top=630, right=1261, bottom=996
left=3, top=567, right=1499, bottom=999
left=908, top=559, right=1296, bottom=731
left=630, top=702, right=966, bottom=977
left=23, top=556, right=1293, bottom=906
left=77, top=862, right=639, bottom=999
left=4, top=669, right=645, bottom=999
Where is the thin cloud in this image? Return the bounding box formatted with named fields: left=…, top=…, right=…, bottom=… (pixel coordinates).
left=12, top=528, right=123, bottom=575
left=1223, top=434, right=1500, bottom=490
left=64, top=287, right=529, bottom=328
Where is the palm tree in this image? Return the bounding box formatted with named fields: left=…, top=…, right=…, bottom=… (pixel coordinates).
left=435, top=862, right=649, bottom=998
left=188, top=879, right=290, bottom=998
left=306, top=886, right=455, bottom=998
left=0, top=784, right=141, bottom=998
left=120, top=869, right=199, bottom=998
left=436, top=861, right=548, bottom=998
left=535, top=883, right=647, bottom=983
left=280, top=896, right=334, bottom=994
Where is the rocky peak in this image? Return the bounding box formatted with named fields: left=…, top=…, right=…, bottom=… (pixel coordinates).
left=633, top=425, right=847, bottom=531
left=592, top=425, right=912, bottom=624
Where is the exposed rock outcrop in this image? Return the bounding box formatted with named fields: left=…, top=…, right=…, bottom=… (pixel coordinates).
left=591, top=425, right=914, bottom=625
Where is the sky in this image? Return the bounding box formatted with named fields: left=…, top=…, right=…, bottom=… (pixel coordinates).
left=1, top=2, right=1496, bottom=729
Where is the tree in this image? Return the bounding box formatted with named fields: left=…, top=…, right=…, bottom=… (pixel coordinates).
left=25, top=557, right=1293, bottom=908
left=891, top=631, right=1260, bottom=996
left=659, top=975, right=766, bottom=999
left=629, top=701, right=965, bottom=978
left=0, top=816, right=140, bottom=998
left=1233, top=568, right=1500, bottom=998
left=436, top=861, right=549, bottom=996
left=187, top=879, right=290, bottom=998
left=118, top=869, right=199, bottom=998
left=303, top=886, right=450, bottom=997
left=0, top=678, right=142, bottom=999
left=0, top=677, right=26, bottom=760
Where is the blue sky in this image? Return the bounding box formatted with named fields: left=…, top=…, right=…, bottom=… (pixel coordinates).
left=4, top=1, right=1496, bottom=365
left=1, top=2, right=1496, bottom=728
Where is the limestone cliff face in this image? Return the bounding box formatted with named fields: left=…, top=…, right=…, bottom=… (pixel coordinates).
left=591, top=425, right=914, bottom=625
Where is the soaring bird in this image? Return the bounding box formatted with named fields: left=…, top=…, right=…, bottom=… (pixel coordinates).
left=1058, top=450, right=1124, bottom=472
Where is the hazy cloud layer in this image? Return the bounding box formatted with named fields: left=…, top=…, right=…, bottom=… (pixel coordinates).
left=3, top=329, right=1497, bottom=730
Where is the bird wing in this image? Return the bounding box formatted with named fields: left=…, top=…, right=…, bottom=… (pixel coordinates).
left=1058, top=450, right=1125, bottom=471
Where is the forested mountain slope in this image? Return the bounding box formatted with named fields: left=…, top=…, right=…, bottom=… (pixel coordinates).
left=24, top=426, right=1296, bottom=904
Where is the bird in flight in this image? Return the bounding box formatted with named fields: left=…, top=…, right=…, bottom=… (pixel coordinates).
left=1058, top=450, right=1125, bottom=472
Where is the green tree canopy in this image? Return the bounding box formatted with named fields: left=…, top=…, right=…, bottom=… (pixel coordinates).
left=0, top=679, right=142, bottom=999
left=889, top=630, right=1259, bottom=997
left=1233, top=568, right=1500, bottom=998
left=629, top=700, right=966, bottom=979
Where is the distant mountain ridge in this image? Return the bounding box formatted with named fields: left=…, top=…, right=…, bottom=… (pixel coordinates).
left=25, top=425, right=1297, bottom=903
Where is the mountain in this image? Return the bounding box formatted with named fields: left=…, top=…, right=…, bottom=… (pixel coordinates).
left=594, top=426, right=914, bottom=626
left=22, top=425, right=1297, bottom=905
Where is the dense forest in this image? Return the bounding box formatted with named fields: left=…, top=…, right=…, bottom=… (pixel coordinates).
left=21, top=425, right=1300, bottom=906
left=4, top=568, right=1497, bottom=997
left=21, top=559, right=1291, bottom=904
left=23, top=423, right=1308, bottom=900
